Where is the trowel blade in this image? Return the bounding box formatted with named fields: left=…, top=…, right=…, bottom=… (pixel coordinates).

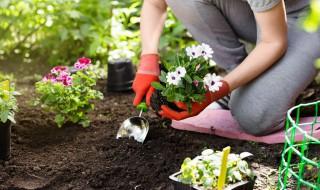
left=117, top=116, right=149, bottom=143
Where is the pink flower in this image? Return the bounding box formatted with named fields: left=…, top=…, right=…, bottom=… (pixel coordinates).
left=56, top=72, right=73, bottom=86
left=42, top=73, right=57, bottom=83
left=43, top=65, right=73, bottom=86
left=56, top=72, right=69, bottom=81
left=51, top=66, right=69, bottom=75
left=74, top=57, right=92, bottom=70
left=78, top=57, right=91, bottom=64
left=62, top=75, right=73, bottom=86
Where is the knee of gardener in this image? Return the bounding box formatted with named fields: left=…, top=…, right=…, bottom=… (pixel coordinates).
left=230, top=100, right=286, bottom=136
left=235, top=114, right=285, bottom=136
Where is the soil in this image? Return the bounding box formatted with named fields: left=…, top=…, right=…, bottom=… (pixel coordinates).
left=0, top=80, right=319, bottom=190
left=150, top=90, right=182, bottom=114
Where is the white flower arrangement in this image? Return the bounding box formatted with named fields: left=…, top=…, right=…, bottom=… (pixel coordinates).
left=152, top=43, right=222, bottom=111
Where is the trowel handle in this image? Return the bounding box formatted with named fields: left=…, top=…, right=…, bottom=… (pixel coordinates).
left=137, top=102, right=148, bottom=112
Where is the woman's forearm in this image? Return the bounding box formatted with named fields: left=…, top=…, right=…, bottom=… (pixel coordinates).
left=141, top=0, right=167, bottom=55
left=223, top=1, right=287, bottom=91
left=224, top=41, right=287, bottom=91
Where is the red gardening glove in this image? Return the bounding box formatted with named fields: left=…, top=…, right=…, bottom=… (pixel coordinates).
left=132, top=54, right=160, bottom=106
left=159, top=80, right=230, bottom=120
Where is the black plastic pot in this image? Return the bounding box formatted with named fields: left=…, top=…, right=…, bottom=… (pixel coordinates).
left=107, top=59, right=135, bottom=92
left=169, top=172, right=255, bottom=190
left=0, top=121, right=11, bottom=160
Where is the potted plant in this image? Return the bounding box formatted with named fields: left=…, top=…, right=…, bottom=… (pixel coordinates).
left=34, top=57, right=104, bottom=128
left=0, top=80, right=18, bottom=160
left=151, top=43, right=220, bottom=113
left=169, top=148, right=256, bottom=190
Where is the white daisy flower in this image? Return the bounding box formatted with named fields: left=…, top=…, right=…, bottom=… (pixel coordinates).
left=198, top=43, right=214, bottom=60
left=166, top=72, right=181, bottom=86
left=175, top=66, right=187, bottom=78
left=203, top=73, right=223, bottom=93
left=186, top=45, right=201, bottom=59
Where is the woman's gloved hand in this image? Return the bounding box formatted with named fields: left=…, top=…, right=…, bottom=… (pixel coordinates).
left=159, top=80, right=230, bottom=120
left=132, top=54, right=160, bottom=106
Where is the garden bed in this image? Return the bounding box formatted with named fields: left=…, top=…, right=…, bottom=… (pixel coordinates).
left=0, top=81, right=318, bottom=190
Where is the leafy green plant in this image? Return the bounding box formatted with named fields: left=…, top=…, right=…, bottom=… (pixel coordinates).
left=179, top=149, right=254, bottom=189
left=152, top=44, right=220, bottom=111
left=0, top=81, right=18, bottom=124
left=35, top=57, right=103, bottom=127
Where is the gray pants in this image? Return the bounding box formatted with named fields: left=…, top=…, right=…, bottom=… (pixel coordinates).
left=166, top=0, right=320, bottom=135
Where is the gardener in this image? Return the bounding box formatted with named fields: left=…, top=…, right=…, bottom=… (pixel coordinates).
left=132, top=0, right=319, bottom=136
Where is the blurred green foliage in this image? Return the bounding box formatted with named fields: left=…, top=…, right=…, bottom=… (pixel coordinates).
left=0, top=72, right=15, bottom=82
left=303, top=0, right=320, bottom=83
left=303, top=0, right=320, bottom=33
left=0, top=0, right=193, bottom=67
left=0, top=0, right=112, bottom=66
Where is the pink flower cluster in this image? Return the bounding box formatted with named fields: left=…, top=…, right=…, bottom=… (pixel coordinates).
left=42, top=57, right=92, bottom=86
left=74, top=57, right=92, bottom=70
left=43, top=66, right=73, bottom=86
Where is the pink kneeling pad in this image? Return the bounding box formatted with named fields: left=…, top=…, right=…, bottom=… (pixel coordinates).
left=171, top=109, right=320, bottom=144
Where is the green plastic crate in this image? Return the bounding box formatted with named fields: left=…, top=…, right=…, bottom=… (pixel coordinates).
left=278, top=101, right=320, bottom=190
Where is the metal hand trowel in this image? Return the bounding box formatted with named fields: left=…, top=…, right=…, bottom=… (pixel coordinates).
left=116, top=102, right=149, bottom=143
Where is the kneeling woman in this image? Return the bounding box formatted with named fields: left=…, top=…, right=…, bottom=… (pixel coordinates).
left=132, top=0, right=319, bottom=135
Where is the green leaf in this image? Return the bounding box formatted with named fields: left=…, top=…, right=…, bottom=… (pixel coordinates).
left=80, top=120, right=90, bottom=128
left=174, top=93, right=185, bottom=102
left=184, top=74, right=192, bottom=84
left=159, top=70, right=167, bottom=83
left=233, top=170, right=242, bottom=181
left=194, top=76, right=203, bottom=82
left=151, top=82, right=165, bottom=91
left=55, top=114, right=65, bottom=128
left=7, top=114, right=15, bottom=124
left=0, top=110, right=9, bottom=123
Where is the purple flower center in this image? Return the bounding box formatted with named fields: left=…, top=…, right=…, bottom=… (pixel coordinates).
left=211, top=81, right=215, bottom=86
left=172, top=76, right=176, bottom=80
